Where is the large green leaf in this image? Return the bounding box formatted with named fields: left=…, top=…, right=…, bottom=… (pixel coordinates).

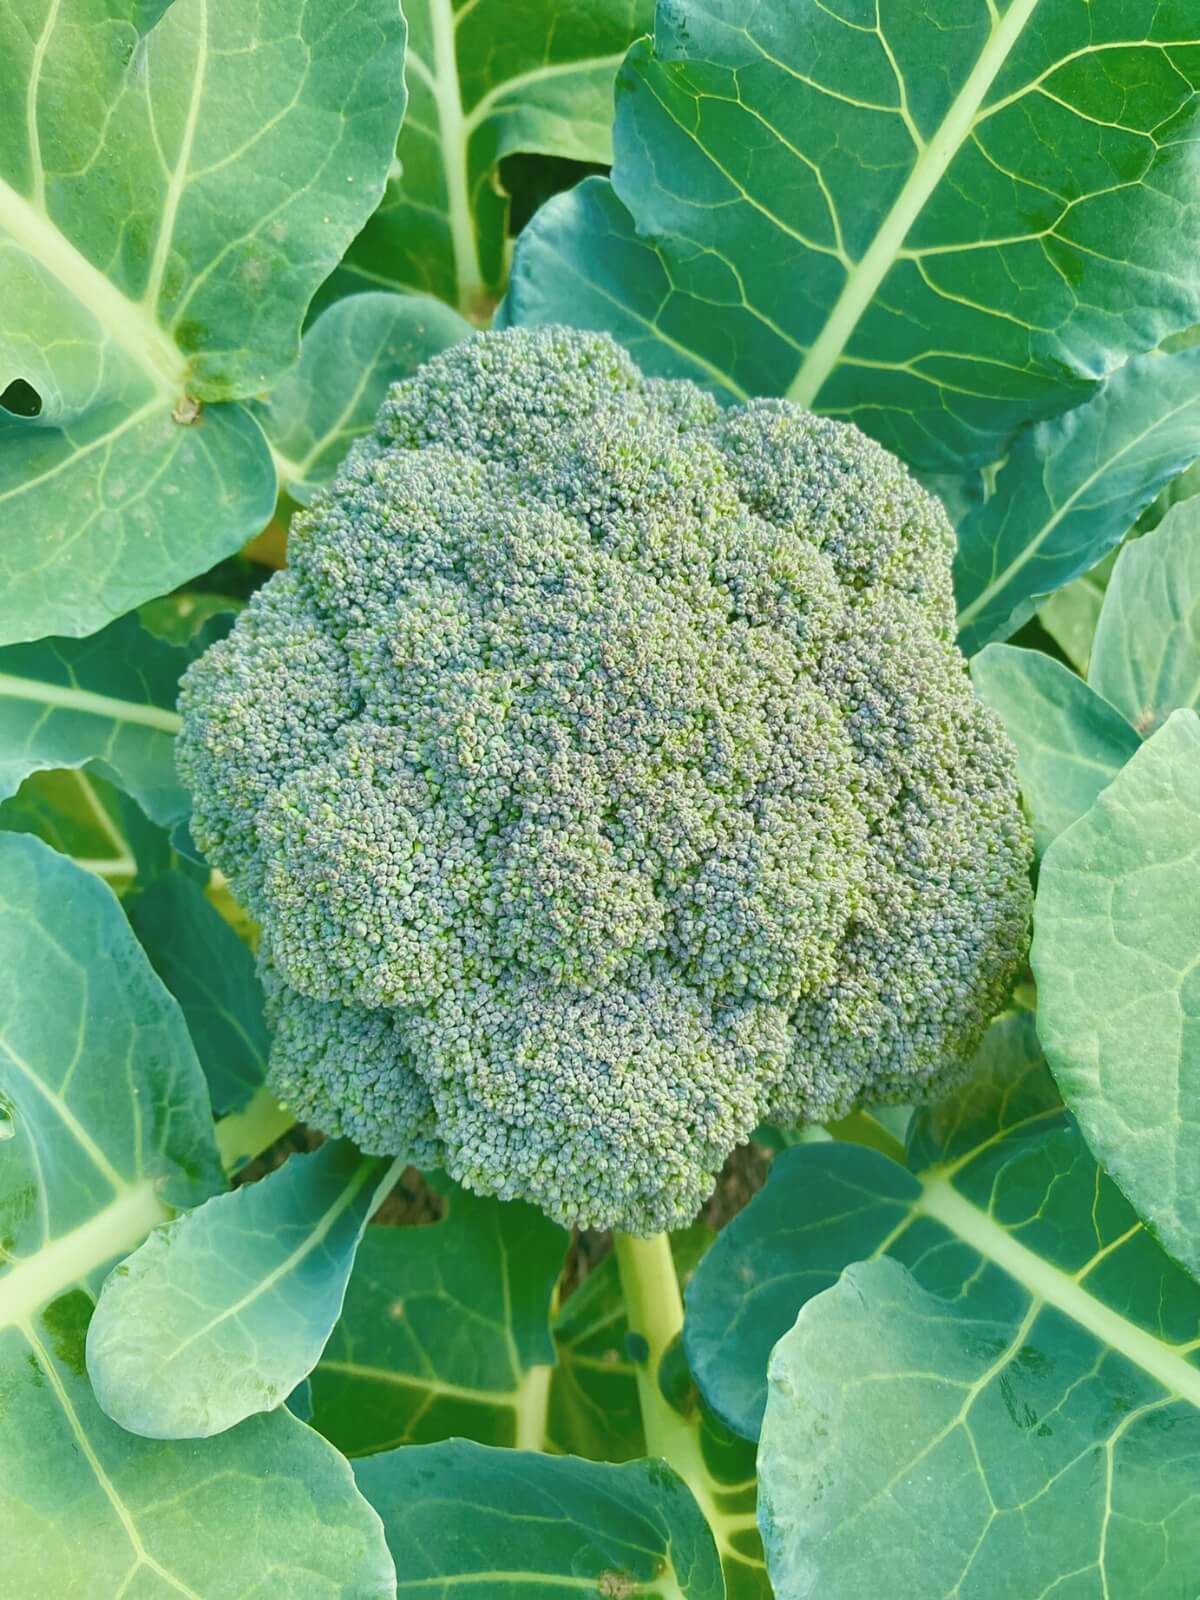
left=126, top=870, right=268, bottom=1115
left=0, top=613, right=186, bottom=823
left=2, top=1347, right=396, bottom=1599
left=1089, top=499, right=1200, bottom=735
left=325, top=0, right=652, bottom=318
left=310, top=1177, right=568, bottom=1456
left=1034, top=710, right=1200, bottom=1283
left=505, top=0, right=1200, bottom=475
left=694, top=1016, right=1200, bottom=1595
left=0, top=0, right=407, bottom=644
left=971, top=643, right=1139, bottom=855
left=0, top=832, right=221, bottom=1268
left=88, top=1140, right=401, bottom=1438
left=355, top=1439, right=724, bottom=1598
left=955, top=348, right=1200, bottom=652
left=0, top=835, right=393, bottom=1595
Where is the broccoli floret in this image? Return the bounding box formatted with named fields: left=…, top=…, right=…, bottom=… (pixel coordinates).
left=178, top=327, right=1031, bottom=1233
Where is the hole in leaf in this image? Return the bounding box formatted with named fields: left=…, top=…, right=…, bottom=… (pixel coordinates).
left=500, top=152, right=607, bottom=236
left=0, top=378, right=42, bottom=419
left=0, top=1107, right=14, bottom=1142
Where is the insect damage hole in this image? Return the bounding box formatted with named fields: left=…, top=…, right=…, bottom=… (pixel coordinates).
left=1, top=379, right=42, bottom=419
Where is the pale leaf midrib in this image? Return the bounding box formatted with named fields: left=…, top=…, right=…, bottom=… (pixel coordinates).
left=0, top=176, right=186, bottom=394
left=427, top=0, right=484, bottom=307
left=316, top=1356, right=521, bottom=1407
left=393, top=1574, right=633, bottom=1594
left=0, top=1182, right=170, bottom=1329
left=0, top=673, right=183, bottom=736
left=918, top=1173, right=1200, bottom=1406
left=786, top=0, right=1044, bottom=407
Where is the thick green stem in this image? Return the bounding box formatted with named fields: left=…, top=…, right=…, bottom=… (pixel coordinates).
left=215, top=1084, right=296, bottom=1173
left=612, top=1231, right=714, bottom=1512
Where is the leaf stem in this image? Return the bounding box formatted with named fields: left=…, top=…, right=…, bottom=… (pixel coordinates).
left=215, top=1084, right=296, bottom=1173
left=512, top=1362, right=554, bottom=1452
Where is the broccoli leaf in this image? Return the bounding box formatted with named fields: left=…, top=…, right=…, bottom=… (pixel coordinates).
left=0, top=613, right=188, bottom=824
left=955, top=348, right=1200, bottom=653
left=322, top=0, right=652, bottom=319
left=685, top=1013, right=1056, bottom=1441
left=686, top=1012, right=1200, bottom=1595
left=309, top=1177, right=567, bottom=1455
left=0, top=835, right=393, bottom=1595
left=0, top=0, right=407, bottom=645
left=87, top=1139, right=401, bottom=1438
left=0, top=768, right=138, bottom=885
left=505, top=0, right=1200, bottom=477
left=547, top=1247, right=657, bottom=1464
left=1089, top=499, right=1200, bottom=736
left=0, top=833, right=222, bottom=1261
left=355, top=1439, right=724, bottom=1599
left=970, top=643, right=1140, bottom=856
left=1035, top=709, right=1200, bottom=1284
left=1036, top=562, right=1112, bottom=675
left=252, top=292, right=472, bottom=504
left=126, top=870, right=268, bottom=1115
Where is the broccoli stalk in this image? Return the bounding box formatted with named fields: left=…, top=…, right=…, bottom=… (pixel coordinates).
left=611, top=1229, right=731, bottom=1540
left=614, top=1234, right=691, bottom=1435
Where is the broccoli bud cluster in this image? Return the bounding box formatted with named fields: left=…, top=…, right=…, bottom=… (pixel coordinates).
left=178, top=327, right=1031, bottom=1232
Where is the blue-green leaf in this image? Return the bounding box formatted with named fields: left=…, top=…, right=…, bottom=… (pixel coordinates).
left=0, top=837, right=391, bottom=1594
left=0, top=832, right=221, bottom=1278
left=252, top=292, right=471, bottom=504
left=127, top=870, right=267, bottom=1115
left=1089, top=498, right=1200, bottom=736
left=506, top=0, right=1200, bottom=475
left=503, top=175, right=744, bottom=393
left=0, top=1349, right=396, bottom=1599
left=0, top=0, right=407, bottom=644
left=324, top=0, right=652, bottom=317
left=355, top=1439, right=724, bottom=1599
left=87, top=1140, right=401, bottom=1438
left=971, top=642, right=1140, bottom=855
left=0, top=768, right=137, bottom=885
left=0, top=613, right=187, bottom=823
left=710, top=1016, right=1200, bottom=1595
left=1034, top=709, right=1200, bottom=1283
left=1036, top=553, right=1115, bottom=676
left=955, top=348, right=1200, bottom=652
left=685, top=1013, right=1055, bottom=1440
left=311, top=1177, right=567, bottom=1456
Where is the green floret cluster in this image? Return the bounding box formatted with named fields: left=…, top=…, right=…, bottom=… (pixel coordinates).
left=177, top=326, right=1032, bottom=1233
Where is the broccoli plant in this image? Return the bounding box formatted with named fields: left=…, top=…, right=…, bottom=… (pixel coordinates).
left=5, top=3, right=1200, bottom=1598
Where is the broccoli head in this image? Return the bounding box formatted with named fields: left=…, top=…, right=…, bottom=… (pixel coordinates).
left=177, top=327, right=1032, bottom=1233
